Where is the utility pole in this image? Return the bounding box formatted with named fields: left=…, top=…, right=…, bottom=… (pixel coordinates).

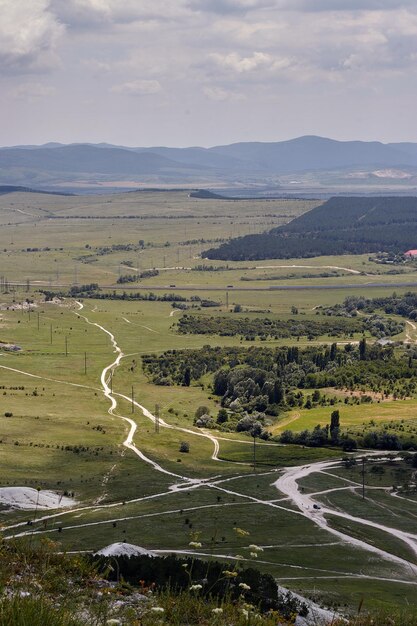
left=226, top=291, right=229, bottom=309
left=37, top=312, right=40, bottom=331
left=155, top=404, right=160, bottom=433
left=361, top=457, right=366, bottom=500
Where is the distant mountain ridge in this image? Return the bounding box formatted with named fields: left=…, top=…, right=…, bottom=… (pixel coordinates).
left=2, top=136, right=417, bottom=190
left=0, top=185, right=72, bottom=196
left=208, top=136, right=417, bottom=171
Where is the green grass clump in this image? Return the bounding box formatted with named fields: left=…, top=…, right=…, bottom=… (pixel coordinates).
left=0, top=596, right=82, bottom=626
left=140, top=589, right=295, bottom=625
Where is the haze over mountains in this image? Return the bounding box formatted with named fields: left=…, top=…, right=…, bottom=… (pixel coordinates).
left=2, top=136, right=417, bottom=194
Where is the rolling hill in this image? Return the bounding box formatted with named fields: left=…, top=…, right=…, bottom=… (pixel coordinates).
left=203, top=196, right=417, bottom=260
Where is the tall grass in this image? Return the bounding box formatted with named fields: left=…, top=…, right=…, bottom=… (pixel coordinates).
left=0, top=596, right=82, bottom=626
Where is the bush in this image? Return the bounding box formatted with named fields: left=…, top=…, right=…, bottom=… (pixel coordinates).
left=216, top=408, right=228, bottom=424
left=179, top=441, right=190, bottom=453
left=194, top=414, right=215, bottom=428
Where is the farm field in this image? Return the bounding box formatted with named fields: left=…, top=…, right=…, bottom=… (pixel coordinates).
left=1, top=190, right=417, bottom=616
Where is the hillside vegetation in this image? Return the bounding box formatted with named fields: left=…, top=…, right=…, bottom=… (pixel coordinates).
left=204, top=196, right=417, bottom=260
left=1, top=540, right=416, bottom=626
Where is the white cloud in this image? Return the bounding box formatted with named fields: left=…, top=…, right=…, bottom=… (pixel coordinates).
left=207, top=51, right=293, bottom=79
left=111, top=79, right=162, bottom=95
left=0, top=0, right=64, bottom=74
left=203, top=86, right=245, bottom=100
left=51, top=0, right=190, bottom=27
left=274, top=0, right=417, bottom=11
left=10, top=82, right=56, bottom=99
left=188, top=0, right=274, bottom=14
left=2, top=0, right=417, bottom=146
left=189, top=0, right=417, bottom=13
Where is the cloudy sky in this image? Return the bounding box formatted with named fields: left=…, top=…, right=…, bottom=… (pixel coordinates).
left=1, top=0, right=417, bottom=146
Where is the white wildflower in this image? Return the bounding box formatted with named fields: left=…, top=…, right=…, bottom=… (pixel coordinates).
left=212, top=607, right=223, bottom=614
left=233, top=527, right=250, bottom=536
left=248, top=544, right=263, bottom=552
left=239, top=582, right=251, bottom=591
left=189, top=541, right=202, bottom=548
left=190, top=584, right=203, bottom=591
left=150, top=607, right=165, bottom=613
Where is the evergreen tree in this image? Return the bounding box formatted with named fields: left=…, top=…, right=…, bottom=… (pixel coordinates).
left=359, top=337, right=367, bottom=360
left=183, top=367, right=191, bottom=387
left=329, top=409, right=340, bottom=444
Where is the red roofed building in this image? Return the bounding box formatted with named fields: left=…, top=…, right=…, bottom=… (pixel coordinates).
left=405, top=250, right=417, bottom=257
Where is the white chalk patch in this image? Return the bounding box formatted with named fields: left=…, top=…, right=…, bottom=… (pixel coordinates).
left=0, top=487, right=76, bottom=510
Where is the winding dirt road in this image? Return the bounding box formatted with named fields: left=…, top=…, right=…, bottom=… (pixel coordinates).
left=274, top=461, right=417, bottom=572
left=3, top=299, right=417, bottom=585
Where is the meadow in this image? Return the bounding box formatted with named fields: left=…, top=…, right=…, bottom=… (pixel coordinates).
left=1, top=190, right=417, bottom=616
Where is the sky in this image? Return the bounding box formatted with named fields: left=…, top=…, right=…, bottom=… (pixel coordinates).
left=1, top=0, right=417, bottom=147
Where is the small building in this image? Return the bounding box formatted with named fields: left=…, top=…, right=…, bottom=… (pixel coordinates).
left=404, top=249, right=417, bottom=257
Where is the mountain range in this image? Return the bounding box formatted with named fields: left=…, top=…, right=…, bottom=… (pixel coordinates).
left=2, top=136, right=417, bottom=193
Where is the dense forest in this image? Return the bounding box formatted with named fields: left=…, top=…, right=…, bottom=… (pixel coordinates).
left=203, top=196, right=417, bottom=260
left=142, top=342, right=417, bottom=449
left=142, top=342, right=417, bottom=408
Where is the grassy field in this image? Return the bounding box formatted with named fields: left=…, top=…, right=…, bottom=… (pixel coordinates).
left=2, top=190, right=417, bottom=614
left=273, top=402, right=417, bottom=440
left=2, top=190, right=417, bottom=293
